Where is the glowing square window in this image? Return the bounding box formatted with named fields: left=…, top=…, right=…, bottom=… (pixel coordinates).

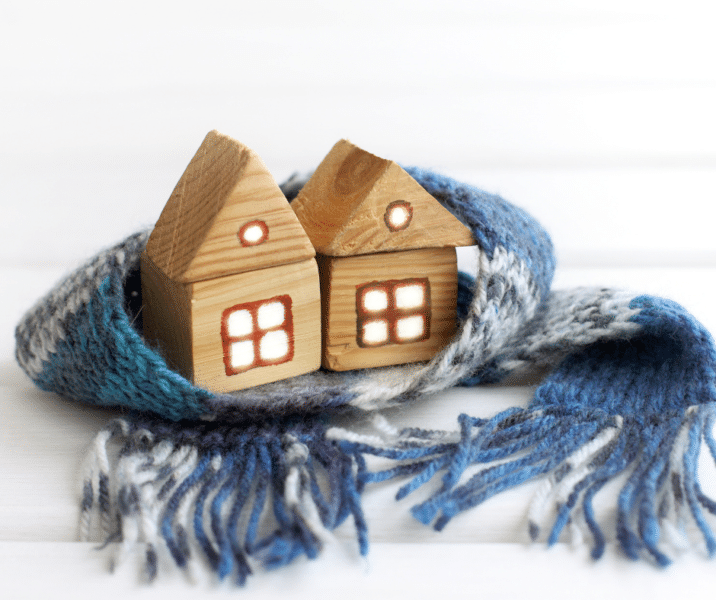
left=362, top=319, right=389, bottom=346
left=355, top=278, right=430, bottom=348
left=227, top=309, right=253, bottom=337
left=221, top=295, right=294, bottom=375
left=396, top=315, right=425, bottom=341
left=362, top=289, right=388, bottom=312
left=260, top=330, right=290, bottom=361
left=258, top=301, right=285, bottom=329
left=230, top=340, right=255, bottom=369
left=395, top=284, right=424, bottom=309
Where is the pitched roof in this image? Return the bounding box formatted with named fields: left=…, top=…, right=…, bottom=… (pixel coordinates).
left=145, top=131, right=314, bottom=283
left=291, top=140, right=475, bottom=257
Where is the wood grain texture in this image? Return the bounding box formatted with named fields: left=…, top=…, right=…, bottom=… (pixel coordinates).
left=5, top=3, right=716, bottom=593
left=190, top=258, right=322, bottom=393
left=142, top=253, right=322, bottom=393
left=291, top=140, right=474, bottom=257
left=140, top=250, right=194, bottom=377
left=319, top=247, right=459, bottom=371
left=145, top=130, right=314, bottom=283
left=5, top=285, right=716, bottom=546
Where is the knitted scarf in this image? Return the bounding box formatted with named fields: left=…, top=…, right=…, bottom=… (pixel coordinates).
left=14, top=168, right=716, bottom=583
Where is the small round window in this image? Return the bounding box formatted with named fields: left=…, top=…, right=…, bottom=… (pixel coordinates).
left=384, top=200, right=413, bottom=232
left=238, top=220, right=269, bottom=247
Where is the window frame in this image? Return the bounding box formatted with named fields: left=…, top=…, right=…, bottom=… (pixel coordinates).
left=221, top=294, right=294, bottom=376
left=383, top=200, right=413, bottom=232
left=237, top=219, right=269, bottom=247
left=355, top=277, right=431, bottom=348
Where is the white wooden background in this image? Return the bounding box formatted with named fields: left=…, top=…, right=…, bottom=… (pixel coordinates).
left=2, top=1, right=716, bottom=597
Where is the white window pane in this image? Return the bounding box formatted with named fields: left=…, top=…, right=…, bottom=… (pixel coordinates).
left=363, top=289, right=388, bottom=312
left=260, top=330, right=289, bottom=361
left=227, top=309, right=253, bottom=337
left=396, top=315, right=424, bottom=341
left=362, top=320, right=388, bottom=345
left=395, top=284, right=424, bottom=309
left=258, top=301, right=285, bottom=330
left=242, top=224, right=264, bottom=243
left=388, top=205, right=409, bottom=228
left=230, top=340, right=255, bottom=369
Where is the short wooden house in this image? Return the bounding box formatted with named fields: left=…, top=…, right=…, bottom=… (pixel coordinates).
left=141, top=131, right=322, bottom=392
left=291, top=140, right=475, bottom=371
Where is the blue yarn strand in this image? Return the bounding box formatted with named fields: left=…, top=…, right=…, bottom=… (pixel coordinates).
left=399, top=412, right=562, bottom=503
left=635, top=417, right=683, bottom=567
left=192, top=451, right=238, bottom=573
left=309, top=442, right=345, bottom=528
left=210, top=449, right=245, bottom=581
left=160, top=453, right=212, bottom=568
left=192, top=452, right=223, bottom=571
left=412, top=417, right=603, bottom=528
left=440, top=409, right=521, bottom=492
left=682, top=411, right=716, bottom=557
left=226, top=444, right=257, bottom=585
left=545, top=432, right=624, bottom=547
left=473, top=414, right=563, bottom=463
left=395, top=454, right=455, bottom=501
left=694, top=406, right=716, bottom=517
left=577, top=425, right=641, bottom=558
left=434, top=421, right=605, bottom=530
left=703, top=407, right=716, bottom=466
left=616, top=421, right=673, bottom=560
left=340, top=451, right=369, bottom=556
left=244, top=443, right=271, bottom=555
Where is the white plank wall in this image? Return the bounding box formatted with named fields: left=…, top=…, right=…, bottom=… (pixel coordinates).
left=1, top=1, right=716, bottom=597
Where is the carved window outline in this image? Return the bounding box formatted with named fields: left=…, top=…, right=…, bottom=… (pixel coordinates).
left=238, top=220, right=269, bottom=247
left=221, top=295, right=294, bottom=376
left=355, top=278, right=431, bottom=348
left=384, top=200, right=413, bottom=232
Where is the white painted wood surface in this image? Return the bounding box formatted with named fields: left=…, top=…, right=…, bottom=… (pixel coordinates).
left=2, top=1, right=716, bottom=596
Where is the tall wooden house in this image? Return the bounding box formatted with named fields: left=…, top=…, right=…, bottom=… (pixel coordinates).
left=291, top=140, right=475, bottom=371
left=141, top=131, right=322, bottom=393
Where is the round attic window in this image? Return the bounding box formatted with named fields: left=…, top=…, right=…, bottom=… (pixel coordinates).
left=384, top=200, right=413, bottom=232
left=238, top=220, right=269, bottom=247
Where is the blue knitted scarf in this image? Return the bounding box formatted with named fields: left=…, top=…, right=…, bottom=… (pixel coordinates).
left=15, top=169, right=716, bottom=583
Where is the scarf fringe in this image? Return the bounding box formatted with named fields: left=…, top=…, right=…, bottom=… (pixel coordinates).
left=330, top=404, right=716, bottom=567
left=79, top=418, right=368, bottom=585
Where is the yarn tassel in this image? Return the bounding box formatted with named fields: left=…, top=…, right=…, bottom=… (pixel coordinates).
left=18, top=170, right=716, bottom=575
left=333, top=403, right=716, bottom=566
left=81, top=416, right=368, bottom=584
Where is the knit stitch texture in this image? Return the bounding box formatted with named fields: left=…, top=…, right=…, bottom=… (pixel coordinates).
left=15, top=168, right=716, bottom=581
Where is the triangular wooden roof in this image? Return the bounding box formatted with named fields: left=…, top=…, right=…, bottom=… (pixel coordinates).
left=291, top=140, right=474, bottom=256
left=145, top=131, right=314, bottom=283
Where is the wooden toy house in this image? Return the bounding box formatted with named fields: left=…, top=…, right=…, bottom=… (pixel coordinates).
left=291, top=140, right=476, bottom=371
left=141, top=131, right=322, bottom=393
